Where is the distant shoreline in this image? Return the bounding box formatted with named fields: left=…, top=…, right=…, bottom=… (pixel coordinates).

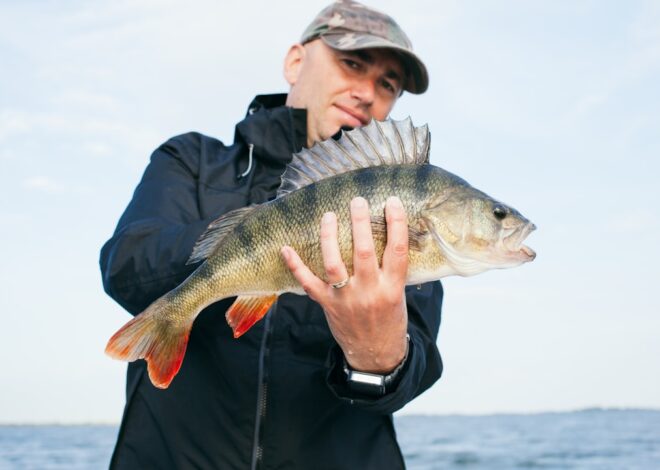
left=3, top=407, right=659, bottom=426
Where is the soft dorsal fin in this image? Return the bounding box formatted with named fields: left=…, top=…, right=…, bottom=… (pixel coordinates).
left=187, top=205, right=257, bottom=264
left=277, top=117, right=430, bottom=198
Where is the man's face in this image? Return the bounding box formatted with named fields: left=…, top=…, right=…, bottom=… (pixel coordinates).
left=284, top=39, right=405, bottom=147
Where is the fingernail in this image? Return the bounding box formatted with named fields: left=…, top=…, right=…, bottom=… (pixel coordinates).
left=281, top=246, right=290, bottom=261
left=352, top=197, right=366, bottom=209
left=387, top=196, right=403, bottom=208
left=322, top=212, right=334, bottom=224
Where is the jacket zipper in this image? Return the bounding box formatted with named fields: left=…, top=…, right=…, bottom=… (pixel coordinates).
left=250, top=303, right=275, bottom=470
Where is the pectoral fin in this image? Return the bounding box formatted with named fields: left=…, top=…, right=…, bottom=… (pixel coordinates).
left=226, top=295, right=278, bottom=338
left=370, top=215, right=428, bottom=252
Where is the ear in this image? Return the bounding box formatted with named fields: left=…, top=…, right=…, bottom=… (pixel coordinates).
left=283, top=43, right=306, bottom=86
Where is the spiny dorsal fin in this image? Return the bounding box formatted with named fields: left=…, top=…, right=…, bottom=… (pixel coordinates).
left=187, top=205, right=257, bottom=264
left=277, top=117, right=430, bottom=198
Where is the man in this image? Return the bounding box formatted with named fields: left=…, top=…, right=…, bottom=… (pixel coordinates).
left=101, top=1, right=443, bottom=468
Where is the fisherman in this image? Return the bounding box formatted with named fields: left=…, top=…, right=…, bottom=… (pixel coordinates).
left=100, top=1, right=443, bottom=468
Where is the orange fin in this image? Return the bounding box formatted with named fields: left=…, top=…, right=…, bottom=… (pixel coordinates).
left=105, top=296, right=193, bottom=389
left=226, top=295, right=277, bottom=338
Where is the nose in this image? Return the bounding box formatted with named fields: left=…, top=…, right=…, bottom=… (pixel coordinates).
left=351, top=78, right=376, bottom=105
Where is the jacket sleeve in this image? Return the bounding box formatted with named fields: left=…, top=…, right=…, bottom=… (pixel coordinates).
left=100, top=133, right=217, bottom=315
left=325, top=281, right=443, bottom=414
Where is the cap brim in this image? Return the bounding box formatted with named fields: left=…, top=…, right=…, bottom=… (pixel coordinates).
left=320, top=33, right=428, bottom=94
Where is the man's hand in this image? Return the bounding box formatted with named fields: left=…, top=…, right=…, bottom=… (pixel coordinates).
left=281, top=196, right=409, bottom=374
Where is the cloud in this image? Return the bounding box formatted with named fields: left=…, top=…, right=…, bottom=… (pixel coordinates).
left=0, top=110, right=30, bottom=141
left=0, top=108, right=159, bottom=168
left=82, top=141, right=113, bottom=157
left=605, top=209, right=660, bottom=235
left=559, top=3, right=660, bottom=130
left=22, top=176, right=64, bottom=193
left=50, top=90, right=119, bottom=112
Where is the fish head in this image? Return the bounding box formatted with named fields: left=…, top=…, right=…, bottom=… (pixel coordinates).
left=422, top=184, right=536, bottom=276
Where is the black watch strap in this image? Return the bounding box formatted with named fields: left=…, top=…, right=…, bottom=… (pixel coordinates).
left=343, top=334, right=410, bottom=397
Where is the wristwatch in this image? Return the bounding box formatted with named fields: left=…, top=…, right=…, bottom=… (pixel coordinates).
left=343, top=334, right=410, bottom=397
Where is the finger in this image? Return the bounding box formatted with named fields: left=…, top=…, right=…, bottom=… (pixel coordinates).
left=320, top=212, right=349, bottom=284
left=281, top=246, right=328, bottom=301
left=382, top=197, right=409, bottom=283
left=350, top=197, right=379, bottom=279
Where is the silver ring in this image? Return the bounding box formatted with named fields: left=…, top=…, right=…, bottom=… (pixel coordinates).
left=331, top=277, right=350, bottom=289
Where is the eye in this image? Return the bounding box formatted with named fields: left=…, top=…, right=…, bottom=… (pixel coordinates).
left=342, top=58, right=361, bottom=70
left=380, top=78, right=396, bottom=94
left=493, top=205, right=507, bottom=220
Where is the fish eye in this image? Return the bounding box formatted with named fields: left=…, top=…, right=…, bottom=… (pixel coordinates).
left=493, top=205, right=507, bottom=220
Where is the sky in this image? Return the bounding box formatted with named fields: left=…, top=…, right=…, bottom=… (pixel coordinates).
left=1, top=0, right=658, bottom=424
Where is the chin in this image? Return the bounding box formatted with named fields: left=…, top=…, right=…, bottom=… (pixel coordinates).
left=320, top=124, right=343, bottom=141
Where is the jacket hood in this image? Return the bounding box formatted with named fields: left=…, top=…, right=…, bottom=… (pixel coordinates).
left=235, top=94, right=308, bottom=166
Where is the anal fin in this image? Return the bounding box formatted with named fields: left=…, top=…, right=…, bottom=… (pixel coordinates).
left=226, top=295, right=277, bottom=338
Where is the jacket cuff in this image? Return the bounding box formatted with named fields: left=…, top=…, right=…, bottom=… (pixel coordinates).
left=325, top=337, right=419, bottom=413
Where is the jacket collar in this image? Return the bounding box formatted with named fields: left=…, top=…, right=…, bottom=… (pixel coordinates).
left=235, top=94, right=307, bottom=165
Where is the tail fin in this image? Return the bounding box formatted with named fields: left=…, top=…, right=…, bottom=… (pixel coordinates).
left=105, top=296, right=192, bottom=389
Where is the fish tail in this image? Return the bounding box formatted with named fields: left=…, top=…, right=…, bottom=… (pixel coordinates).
left=105, top=296, right=193, bottom=389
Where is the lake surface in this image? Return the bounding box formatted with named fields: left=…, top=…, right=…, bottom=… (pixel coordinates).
left=1, top=409, right=658, bottom=469
left=396, top=409, right=660, bottom=469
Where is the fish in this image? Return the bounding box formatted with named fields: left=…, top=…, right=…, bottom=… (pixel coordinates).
left=105, top=117, right=536, bottom=389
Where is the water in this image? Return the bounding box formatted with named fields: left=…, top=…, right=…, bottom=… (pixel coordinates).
left=0, top=410, right=658, bottom=469
left=396, top=409, right=660, bottom=469
left=0, top=425, right=116, bottom=469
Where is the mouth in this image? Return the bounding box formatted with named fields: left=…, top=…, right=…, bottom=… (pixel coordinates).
left=519, top=245, right=536, bottom=260
left=504, top=222, right=537, bottom=262
left=334, top=104, right=369, bottom=128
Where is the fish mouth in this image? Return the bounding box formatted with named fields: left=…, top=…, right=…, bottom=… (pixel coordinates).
left=503, top=222, right=537, bottom=262
left=423, top=216, right=537, bottom=277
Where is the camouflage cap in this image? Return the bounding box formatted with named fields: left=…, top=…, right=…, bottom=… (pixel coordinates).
left=300, top=0, right=428, bottom=94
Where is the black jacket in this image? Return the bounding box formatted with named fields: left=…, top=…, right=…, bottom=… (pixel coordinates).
left=101, top=94, right=443, bottom=470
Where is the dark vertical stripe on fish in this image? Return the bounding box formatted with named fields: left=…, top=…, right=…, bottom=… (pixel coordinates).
left=237, top=223, right=253, bottom=247
left=415, top=165, right=431, bottom=200
left=303, top=180, right=318, bottom=213
left=271, top=197, right=289, bottom=227
left=390, top=165, right=404, bottom=194
left=354, top=167, right=377, bottom=199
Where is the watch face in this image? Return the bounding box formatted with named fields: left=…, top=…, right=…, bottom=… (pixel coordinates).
left=346, top=372, right=386, bottom=397
left=348, top=371, right=386, bottom=387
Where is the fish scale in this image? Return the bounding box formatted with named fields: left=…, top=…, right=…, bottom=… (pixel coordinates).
left=105, top=118, right=536, bottom=389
